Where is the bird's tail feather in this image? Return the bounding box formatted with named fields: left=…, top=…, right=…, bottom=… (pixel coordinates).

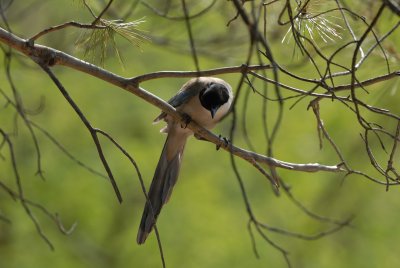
left=137, top=130, right=187, bottom=244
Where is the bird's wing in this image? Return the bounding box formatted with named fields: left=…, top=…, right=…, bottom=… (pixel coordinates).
left=153, top=79, right=206, bottom=122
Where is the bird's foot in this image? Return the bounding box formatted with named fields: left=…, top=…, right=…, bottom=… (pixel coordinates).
left=216, top=135, right=230, bottom=150
left=180, top=113, right=192, bottom=129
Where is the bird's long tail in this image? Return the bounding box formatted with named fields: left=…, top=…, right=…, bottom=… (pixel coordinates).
left=137, top=128, right=187, bottom=244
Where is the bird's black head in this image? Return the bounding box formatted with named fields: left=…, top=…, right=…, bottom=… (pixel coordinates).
left=199, top=83, right=230, bottom=118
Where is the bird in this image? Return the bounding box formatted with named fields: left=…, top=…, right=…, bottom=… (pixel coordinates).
left=137, top=77, right=233, bottom=244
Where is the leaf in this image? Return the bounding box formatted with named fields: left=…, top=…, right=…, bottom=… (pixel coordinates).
left=75, top=18, right=150, bottom=66
left=282, top=0, right=343, bottom=52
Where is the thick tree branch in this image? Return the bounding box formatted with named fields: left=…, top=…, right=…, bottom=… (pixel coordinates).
left=0, top=26, right=355, bottom=178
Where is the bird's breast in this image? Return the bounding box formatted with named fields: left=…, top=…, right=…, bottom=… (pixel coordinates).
left=179, top=95, right=223, bottom=130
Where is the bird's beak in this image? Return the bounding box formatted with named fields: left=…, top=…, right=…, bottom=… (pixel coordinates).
left=210, top=107, right=218, bottom=119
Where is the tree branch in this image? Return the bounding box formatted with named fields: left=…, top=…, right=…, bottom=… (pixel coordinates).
left=29, top=21, right=106, bottom=42
left=0, top=26, right=345, bottom=177
left=130, top=64, right=272, bottom=84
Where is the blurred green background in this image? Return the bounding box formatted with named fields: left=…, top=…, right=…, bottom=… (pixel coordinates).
left=1, top=1, right=400, bottom=267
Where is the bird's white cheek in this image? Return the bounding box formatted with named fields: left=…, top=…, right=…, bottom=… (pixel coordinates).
left=214, top=100, right=232, bottom=121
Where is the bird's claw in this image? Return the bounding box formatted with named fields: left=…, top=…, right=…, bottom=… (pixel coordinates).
left=180, top=113, right=192, bottom=129
left=216, top=135, right=230, bottom=150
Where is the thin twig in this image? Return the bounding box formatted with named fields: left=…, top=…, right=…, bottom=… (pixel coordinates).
left=130, top=64, right=272, bottom=84
left=29, top=22, right=106, bottom=42
left=181, top=0, right=200, bottom=71
left=95, top=129, right=166, bottom=268
left=92, top=0, right=114, bottom=25
left=36, top=63, right=123, bottom=203
left=0, top=129, right=54, bottom=250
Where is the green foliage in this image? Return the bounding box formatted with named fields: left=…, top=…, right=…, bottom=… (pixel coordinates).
left=76, top=18, right=149, bottom=66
